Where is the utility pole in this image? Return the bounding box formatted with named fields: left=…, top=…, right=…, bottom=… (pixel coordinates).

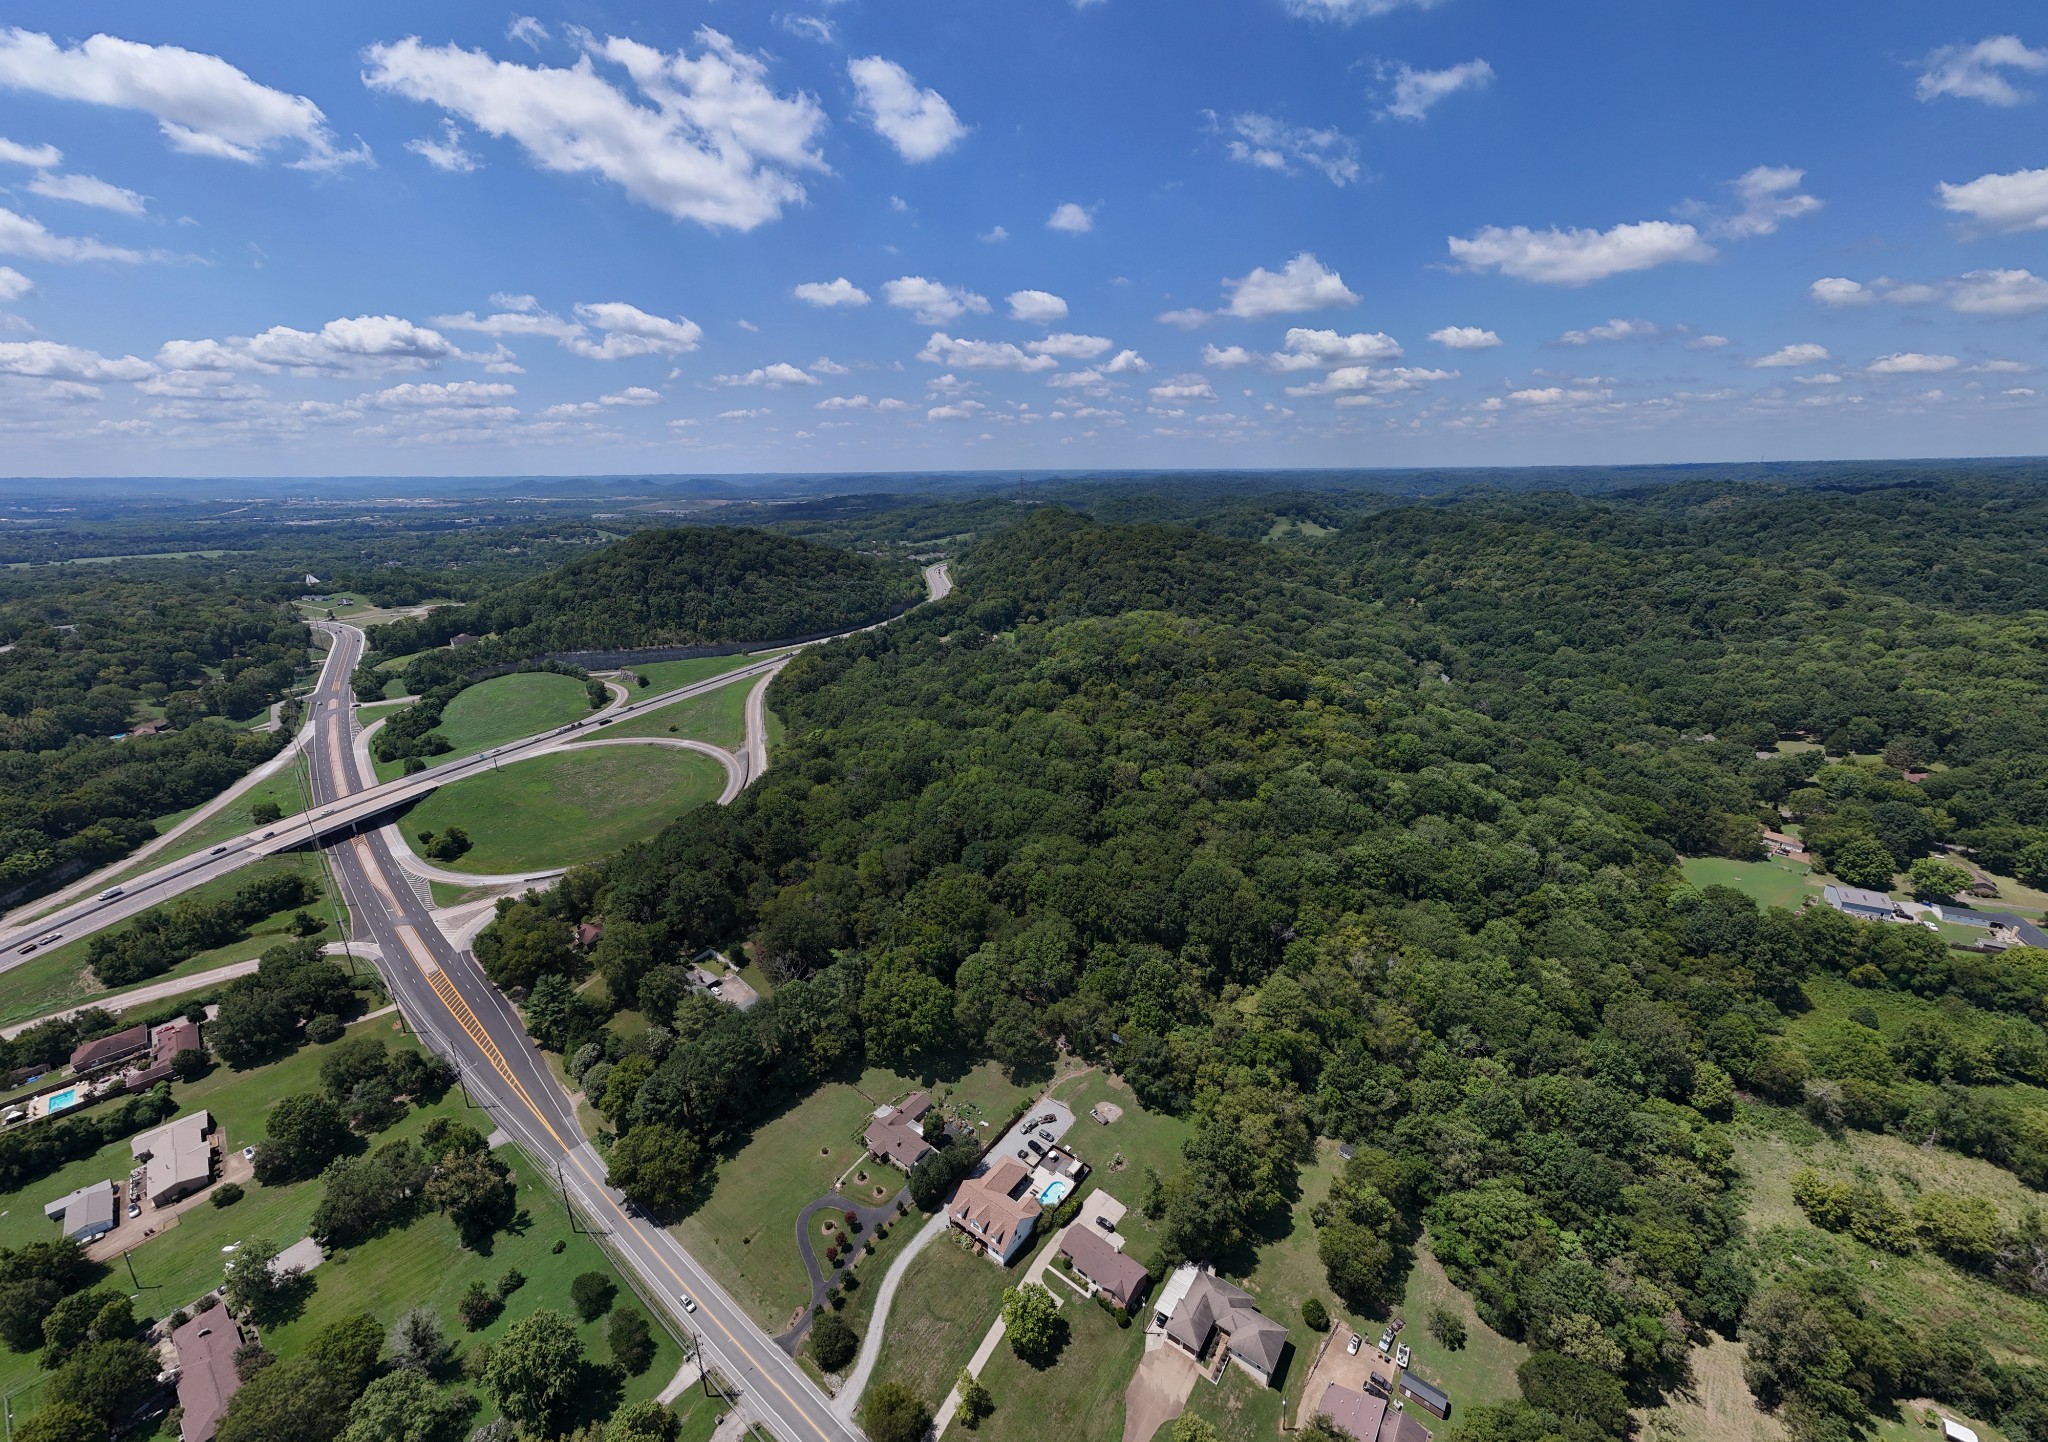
left=557, top=1162, right=579, bottom=1232
left=123, top=1250, right=139, bottom=1289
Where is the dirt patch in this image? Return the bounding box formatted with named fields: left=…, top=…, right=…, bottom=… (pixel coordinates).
left=1293, top=1325, right=1389, bottom=1428
left=1124, top=1344, right=1202, bottom=1442
left=1091, top=1102, right=1125, bottom=1125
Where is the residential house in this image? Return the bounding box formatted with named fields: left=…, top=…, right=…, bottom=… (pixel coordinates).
left=1761, top=830, right=1810, bottom=862
left=120, top=1017, right=204, bottom=1092
left=132, top=1111, right=215, bottom=1207
left=573, top=921, right=605, bottom=949
left=864, top=1093, right=936, bottom=1172
left=448, top=633, right=481, bottom=649
left=1154, top=1264, right=1288, bottom=1388
left=1823, top=885, right=1903, bottom=923
left=1058, top=1225, right=1150, bottom=1312
left=1316, top=1382, right=1435, bottom=1442
left=173, top=1310, right=245, bottom=1442
left=69, top=1023, right=150, bottom=1075
left=947, top=1156, right=1042, bottom=1266
left=42, top=1179, right=116, bottom=1243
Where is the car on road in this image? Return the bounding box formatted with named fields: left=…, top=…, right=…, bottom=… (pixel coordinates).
left=679, top=1293, right=697, bottom=1313
left=16, top=941, right=35, bottom=955
left=597, top=718, right=613, bottom=726
left=98, top=886, right=122, bottom=900
left=210, top=845, right=228, bottom=855
left=36, top=932, right=60, bottom=947
left=261, top=830, right=275, bottom=839
left=1396, top=1343, right=1412, bottom=1369
left=1347, top=1333, right=1363, bottom=1357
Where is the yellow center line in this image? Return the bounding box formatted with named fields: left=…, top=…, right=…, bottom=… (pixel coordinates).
left=413, top=953, right=835, bottom=1441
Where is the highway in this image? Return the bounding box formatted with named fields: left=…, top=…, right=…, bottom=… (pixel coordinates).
left=301, top=623, right=864, bottom=1442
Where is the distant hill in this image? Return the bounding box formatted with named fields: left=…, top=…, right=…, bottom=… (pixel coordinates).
left=365, top=525, right=921, bottom=659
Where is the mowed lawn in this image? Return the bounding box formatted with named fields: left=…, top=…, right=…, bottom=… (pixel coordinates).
left=590, top=682, right=749, bottom=750
left=967, top=1280, right=1147, bottom=1442
left=401, top=746, right=727, bottom=873
left=868, top=1233, right=1012, bottom=1416
left=676, top=1062, right=1029, bottom=1334
left=374, top=672, right=597, bottom=782
left=624, top=653, right=779, bottom=694
left=1, top=853, right=345, bottom=1030
left=1680, top=855, right=1820, bottom=912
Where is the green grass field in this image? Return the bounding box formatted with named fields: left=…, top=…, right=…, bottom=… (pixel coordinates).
left=1051, top=1070, right=1191, bottom=1247
left=1680, top=855, right=1821, bottom=912
left=374, top=672, right=597, bottom=782
left=108, top=767, right=315, bottom=882
left=868, top=1233, right=1012, bottom=1416
left=674, top=1063, right=1027, bottom=1333
left=586, top=683, right=749, bottom=750
left=1, top=854, right=346, bottom=1030
left=969, top=1277, right=1147, bottom=1442
left=619, top=654, right=781, bottom=694
left=400, top=746, right=727, bottom=873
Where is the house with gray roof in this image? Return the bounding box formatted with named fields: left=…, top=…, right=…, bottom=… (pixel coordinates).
left=43, top=1179, right=116, bottom=1243
left=1154, top=1264, right=1288, bottom=1388
left=1824, top=885, right=1903, bottom=923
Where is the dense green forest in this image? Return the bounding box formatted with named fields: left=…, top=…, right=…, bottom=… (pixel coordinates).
left=360, top=525, right=921, bottom=685
left=475, top=480, right=2048, bottom=1442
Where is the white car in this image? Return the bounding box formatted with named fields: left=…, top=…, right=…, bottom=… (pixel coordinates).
left=1346, top=1333, right=1362, bottom=1357
left=679, top=1294, right=697, bottom=1314
left=98, top=886, right=122, bottom=900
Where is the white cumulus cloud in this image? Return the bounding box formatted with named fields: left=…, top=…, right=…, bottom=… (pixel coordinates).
left=1710, top=165, right=1822, bottom=239
left=1448, top=220, right=1714, bottom=285
left=0, top=136, right=60, bottom=168
left=1283, top=0, right=1449, bottom=19
left=156, top=315, right=471, bottom=376
left=363, top=29, right=827, bottom=231
left=1950, top=268, right=2048, bottom=316
left=407, top=119, right=479, bottom=173
left=564, top=302, right=702, bottom=359
left=918, top=334, right=1057, bottom=372
left=1938, top=165, right=2048, bottom=235
left=0, top=207, right=147, bottom=263
left=1203, top=344, right=1254, bottom=368
left=1752, top=343, right=1830, bottom=368
left=0, top=28, right=365, bottom=168
left=848, top=56, right=967, bottom=162
left=25, top=172, right=146, bottom=215
left=1027, top=333, right=1113, bottom=360
left=795, top=278, right=870, bottom=308
left=1151, top=374, right=1217, bottom=401
left=1382, top=60, right=1494, bottom=122
left=1046, top=202, right=1095, bottom=233
left=0, top=266, right=28, bottom=300
left=1867, top=352, right=1959, bottom=375
left=1270, top=328, right=1403, bottom=369
left=883, top=276, right=990, bottom=325
left=1222, top=253, right=1358, bottom=320
left=1559, top=318, right=1657, bottom=345
left=712, top=362, right=816, bottom=387
left=1429, top=325, right=1501, bottom=350
left=1215, top=112, right=1359, bottom=185
left=1007, top=289, right=1069, bottom=324
left=1810, top=277, right=1871, bottom=307
left=1917, top=36, right=2048, bottom=106
left=0, top=339, right=153, bottom=382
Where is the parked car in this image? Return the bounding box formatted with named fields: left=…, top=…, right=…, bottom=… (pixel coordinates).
left=1346, top=1333, right=1363, bottom=1357
left=1378, top=1330, right=1395, bottom=1356
left=1396, top=1343, right=1412, bottom=1369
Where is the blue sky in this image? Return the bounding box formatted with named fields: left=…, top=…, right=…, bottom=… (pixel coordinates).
left=1, top=1, right=2046, bottom=476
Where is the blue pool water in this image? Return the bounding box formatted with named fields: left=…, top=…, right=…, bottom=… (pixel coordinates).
left=45, top=1087, right=79, bottom=1113
left=1038, top=1178, right=1071, bottom=1206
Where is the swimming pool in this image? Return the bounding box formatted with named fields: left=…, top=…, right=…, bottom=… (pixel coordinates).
left=44, top=1087, right=80, bottom=1114
left=1038, top=1178, right=1072, bottom=1207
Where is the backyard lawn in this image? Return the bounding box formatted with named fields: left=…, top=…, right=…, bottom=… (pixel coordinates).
left=965, top=1280, right=1146, bottom=1442
left=399, top=746, right=727, bottom=873
left=1680, top=855, right=1820, bottom=912
left=1, top=853, right=346, bottom=1031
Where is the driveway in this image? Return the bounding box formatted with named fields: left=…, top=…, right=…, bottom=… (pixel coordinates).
left=1124, top=1343, right=1202, bottom=1442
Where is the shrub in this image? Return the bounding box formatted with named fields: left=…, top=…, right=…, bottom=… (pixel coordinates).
left=1300, top=1297, right=1329, bottom=1332
left=1428, top=1308, right=1467, bottom=1351
left=810, top=1311, right=857, bottom=1372
left=570, top=1272, right=617, bottom=1322
left=212, top=1183, right=245, bottom=1208
left=458, top=1282, right=498, bottom=1332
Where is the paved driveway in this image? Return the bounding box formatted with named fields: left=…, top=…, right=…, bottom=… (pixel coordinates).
left=1124, top=1343, right=1203, bottom=1442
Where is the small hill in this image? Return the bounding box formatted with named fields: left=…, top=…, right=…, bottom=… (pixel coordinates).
left=366, top=526, right=919, bottom=658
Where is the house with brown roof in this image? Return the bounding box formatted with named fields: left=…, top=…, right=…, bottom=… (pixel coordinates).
left=947, top=1156, right=1042, bottom=1266
left=70, top=1023, right=150, bottom=1074
left=1154, top=1264, right=1289, bottom=1388
left=173, top=1310, right=245, bottom=1442
left=1315, top=1382, right=1435, bottom=1442
left=1761, top=829, right=1811, bottom=862
left=863, top=1092, right=936, bottom=1172
left=1058, top=1225, right=1150, bottom=1312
